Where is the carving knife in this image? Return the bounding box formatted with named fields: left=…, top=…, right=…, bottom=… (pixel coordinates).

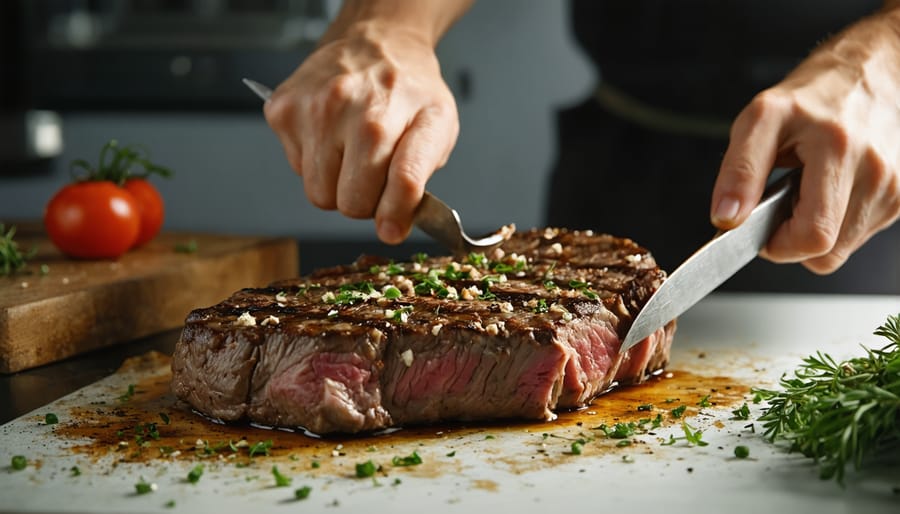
left=242, top=78, right=512, bottom=255
left=620, top=168, right=800, bottom=351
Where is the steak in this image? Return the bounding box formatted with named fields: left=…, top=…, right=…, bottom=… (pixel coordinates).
left=171, top=228, right=676, bottom=434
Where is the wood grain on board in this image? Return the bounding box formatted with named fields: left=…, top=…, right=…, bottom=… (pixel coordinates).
left=0, top=225, right=298, bottom=373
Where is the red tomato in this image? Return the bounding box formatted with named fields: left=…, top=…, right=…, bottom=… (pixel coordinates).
left=123, top=178, right=165, bottom=247
left=44, top=181, right=140, bottom=259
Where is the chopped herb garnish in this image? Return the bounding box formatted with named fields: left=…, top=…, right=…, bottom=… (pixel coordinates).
left=119, top=384, right=136, bottom=402
left=164, top=500, right=176, bottom=509
left=45, top=413, right=59, bottom=425
left=616, top=440, right=632, bottom=447
left=533, top=298, right=549, bottom=314
left=697, top=395, right=712, bottom=408
left=734, top=446, right=750, bottom=459
left=272, top=466, right=292, bottom=487
left=159, top=412, right=170, bottom=425
left=187, top=465, right=204, bottom=484
left=311, top=460, right=320, bottom=469
left=392, top=478, right=402, bottom=486
left=484, top=435, right=495, bottom=440
left=597, top=422, right=636, bottom=439
left=390, top=306, right=413, bottom=322
left=40, top=264, right=49, bottom=275
left=661, top=435, right=677, bottom=446
left=446, top=451, right=456, bottom=457
left=383, top=286, right=402, bottom=299
left=355, top=460, right=377, bottom=478
left=680, top=422, right=709, bottom=447
left=134, top=478, right=156, bottom=495
left=391, top=451, right=422, bottom=467
left=568, top=279, right=600, bottom=300
left=570, top=441, right=583, bottom=455
left=731, top=403, right=750, bottom=420
left=670, top=405, right=687, bottom=419
left=294, top=485, right=312, bottom=500
left=412, top=252, right=428, bottom=264
left=11, top=455, right=27, bottom=470
left=664, top=397, right=680, bottom=404
left=386, top=261, right=404, bottom=275
left=248, top=440, right=273, bottom=458
left=467, top=252, right=488, bottom=268
left=70, top=466, right=81, bottom=476
left=637, top=404, right=653, bottom=412
left=174, top=239, right=198, bottom=254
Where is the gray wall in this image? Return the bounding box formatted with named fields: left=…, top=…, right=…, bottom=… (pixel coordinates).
left=0, top=1, right=593, bottom=240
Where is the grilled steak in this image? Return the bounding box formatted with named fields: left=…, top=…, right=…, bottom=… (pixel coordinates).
left=171, top=228, right=676, bottom=434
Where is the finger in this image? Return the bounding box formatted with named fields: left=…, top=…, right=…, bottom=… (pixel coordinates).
left=762, top=144, right=852, bottom=264
left=375, top=106, right=457, bottom=244
left=711, top=91, right=788, bottom=230
left=263, top=92, right=305, bottom=176
left=335, top=111, right=404, bottom=219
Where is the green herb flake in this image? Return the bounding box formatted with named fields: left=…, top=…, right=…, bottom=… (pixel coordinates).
left=0, top=225, right=36, bottom=276
left=311, top=460, right=320, bottom=469
left=664, top=397, right=680, bottom=404
left=446, top=451, right=456, bottom=457
left=159, top=412, right=170, bottom=425
left=134, top=478, right=156, bottom=495
left=119, top=384, right=137, bottom=402
left=174, top=239, right=198, bottom=254
left=187, top=464, right=204, bottom=484
left=272, top=465, right=292, bottom=487
left=570, top=441, right=583, bottom=455
left=355, top=460, right=377, bottom=478
left=484, top=435, right=495, bottom=440
left=164, top=500, right=176, bottom=509
left=294, top=485, right=312, bottom=500
left=616, top=440, right=632, bottom=448
left=45, top=413, right=59, bottom=425
left=392, top=478, right=402, bottom=486
left=40, top=264, right=50, bottom=275
left=386, top=261, right=404, bottom=276
left=670, top=405, right=687, bottom=419
left=467, top=253, right=488, bottom=268
left=731, top=403, right=750, bottom=420
left=383, top=286, right=402, bottom=299
left=697, top=395, right=712, bottom=408
left=734, top=446, right=750, bottom=459
left=11, top=455, right=27, bottom=471
left=413, top=252, right=429, bottom=264
left=391, top=451, right=422, bottom=467
left=248, top=439, right=273, bottom=458
left=533, top=298, right=549, bottom=314
left=70, top=466, right=81, bottom=477
left=637, top=404, right=653, bottom=412
left=680, top=421, right=709, bottom=447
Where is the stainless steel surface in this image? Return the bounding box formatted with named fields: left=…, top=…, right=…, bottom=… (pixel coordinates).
left=621, top=168, right=800, bottom=350
left=242, top=78, right=514, bottom=255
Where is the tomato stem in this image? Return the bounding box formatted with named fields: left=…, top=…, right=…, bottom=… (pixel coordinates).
left=69, top=139, right=173, bottom=185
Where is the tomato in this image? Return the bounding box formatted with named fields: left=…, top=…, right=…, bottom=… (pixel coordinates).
left=123, top=178, right=165, bottom=247
left=44, top=181, right=141, bottom=259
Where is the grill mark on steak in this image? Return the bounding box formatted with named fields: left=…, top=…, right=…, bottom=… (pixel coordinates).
left=172, top=228, right=676, bottom=434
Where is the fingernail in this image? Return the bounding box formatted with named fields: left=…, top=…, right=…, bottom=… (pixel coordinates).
left=378, top=220, right=403, bottom=244
left=713, top=196, right=741, bottom=224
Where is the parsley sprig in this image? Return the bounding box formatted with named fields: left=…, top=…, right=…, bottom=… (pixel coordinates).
left=1, top=224, right=36, bottom=276
left=755, top=313, right=900, bottom=484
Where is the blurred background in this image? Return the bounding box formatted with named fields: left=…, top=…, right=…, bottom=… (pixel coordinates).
left=1, top=0, right=897, bottom=292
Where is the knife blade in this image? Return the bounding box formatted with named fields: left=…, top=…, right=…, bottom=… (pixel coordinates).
left=619, top=168, right=800, bottom=351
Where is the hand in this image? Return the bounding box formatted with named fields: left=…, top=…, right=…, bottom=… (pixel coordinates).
left=710, top=9, right=900, bottom=274
left=264, top=22, right=459, bottom=244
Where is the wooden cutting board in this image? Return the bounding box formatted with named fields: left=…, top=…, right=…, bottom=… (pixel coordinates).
left=0, top=225, right=298, bottom=373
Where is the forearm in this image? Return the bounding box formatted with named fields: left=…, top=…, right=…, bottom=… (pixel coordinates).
left=321, top=0, right=475, bottom=47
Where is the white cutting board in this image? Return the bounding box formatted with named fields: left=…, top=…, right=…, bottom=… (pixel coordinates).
left=1, top=293, right=898, bottom=513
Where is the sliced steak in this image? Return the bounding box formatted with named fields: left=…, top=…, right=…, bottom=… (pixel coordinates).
left=171, top=228, right=676, bottom=434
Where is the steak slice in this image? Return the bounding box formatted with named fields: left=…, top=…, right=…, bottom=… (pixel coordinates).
left=171, top=228, right=676, bottom=434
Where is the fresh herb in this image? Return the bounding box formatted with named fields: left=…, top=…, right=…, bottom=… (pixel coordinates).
left=164, top=500, right=176, bottom=508
left=616, top=440, right=632, bottom=447
left=414, top=270, right=449, bottom=298
left=187, top=465, right=204, bottom=484
left=174, top=239, right=198, bottom=254
left=596, top=422, right=636, bottom=439
left=390, top=306, right=413, bottom=323
left=698, top=395, right=712, bottom=408
left=119, top=384, right=136, bottom=402
left=412, top=252, right=428, bottom=264
left=294, top=486, right=312, bottom=500
left=134, top=478, right=156, bottom=495
left=570, top=441, right=583, bottom=455
left=70, top=466, right=81, bottom=477
left=680, top=422, right=709, bottom=447
left=484, top=435, right=495, bottom=440
left=40, top=264, right=49, bottom=275
left=355, top=460, right=377, bottom=478
left=248, top=440, right=273, bottom=458
left=0, top=224, right=36, bottom=276
left=542, top=280, right=558, bottom=291
left=159, top=412, right=170, bottom=425
left=311, top=460, right=320, bottom=469
left=383, top=286, right=402, bottom=299
left=731, top=403, right=750, bottom=420
left=664, top=397, right=680, bottom=404
left=734, top=446, right=750, bottom=459
left=386, top=261, right=404, bottom=276
left=637, top=404, right=653, bottom=412
left=755, top=313, right=900, bottom=483
left=446, top=451, right=456, bottom=457
left=272, top=466, right=292, bottom=487
left=391, top=451, right=422, bottom=467
left=533, top=298, right=549, bottom=314
left=442, top=264, right=470, bottom=281
left=45, top=413, right=59, bottom=425
left=392, top=478, right=402, bottom=486
left=10, top=455, right=26, bottom=470
left=467, top=253, right=488, bottom=268
left=568, top=279, right=599, bottom=300
left=670, top=405, right=687, bottom=419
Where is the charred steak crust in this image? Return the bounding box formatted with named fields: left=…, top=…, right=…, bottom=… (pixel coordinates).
left=171, top=228, right=676, bottom=434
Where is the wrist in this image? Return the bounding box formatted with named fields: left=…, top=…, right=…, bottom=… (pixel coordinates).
left=321, top=0, right=472, bottom=48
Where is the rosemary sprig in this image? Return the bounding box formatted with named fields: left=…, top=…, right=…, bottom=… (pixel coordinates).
left=0, top=224, right=36, bottom=276
left=754, top=313, right=900, bottom=483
